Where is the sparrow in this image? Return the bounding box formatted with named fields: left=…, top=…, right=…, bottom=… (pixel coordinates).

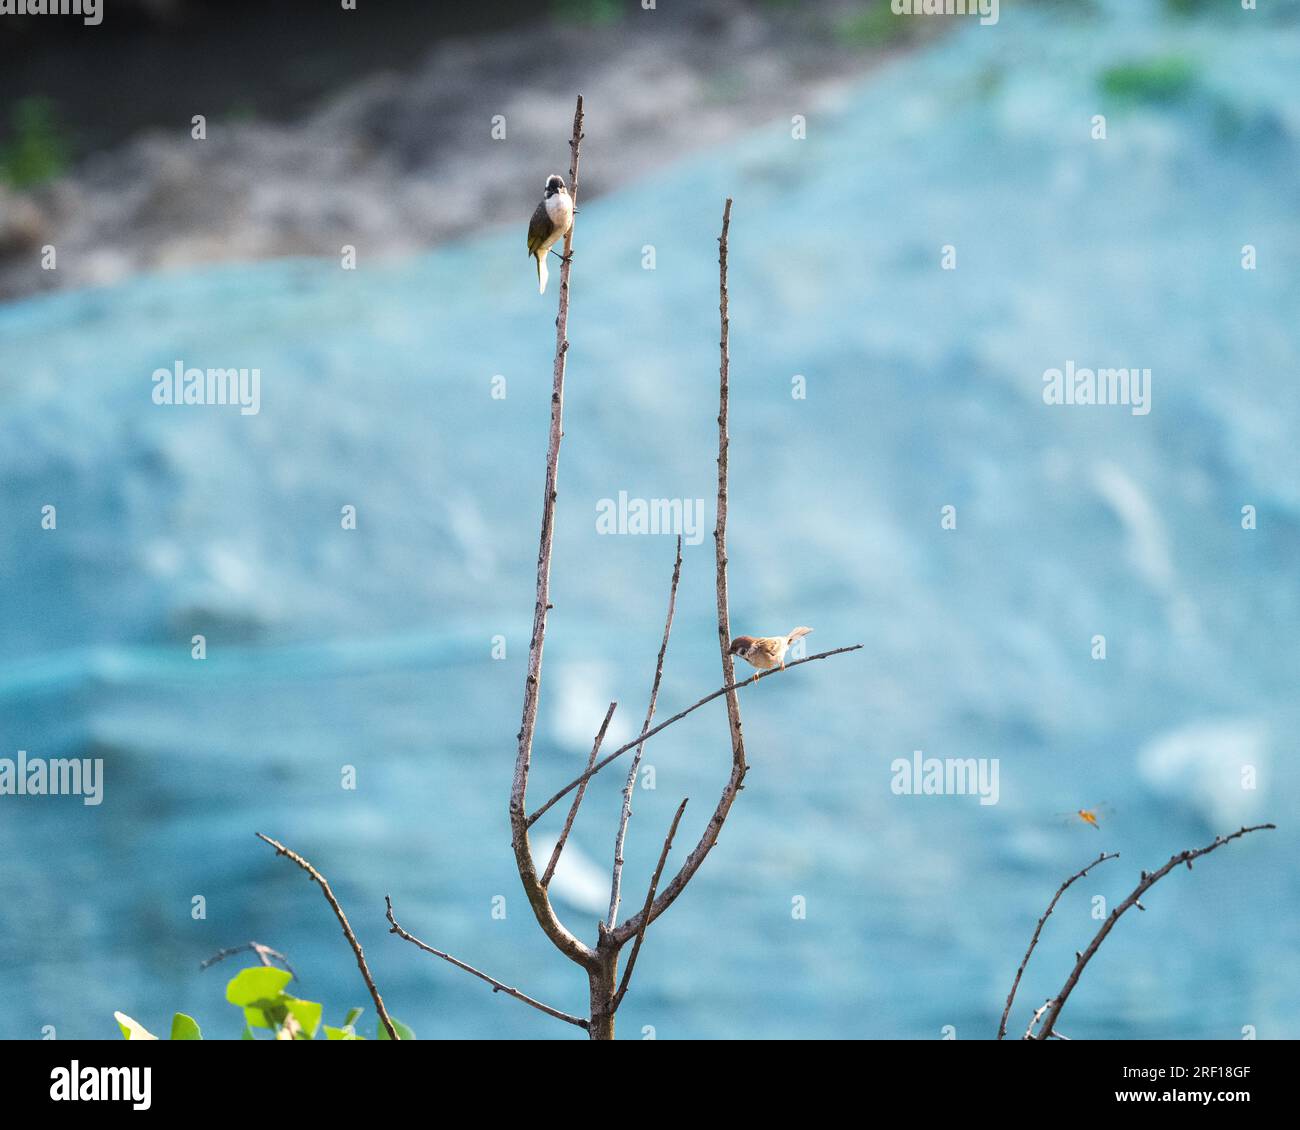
left=728, top=627, right=813, bottom=673
left=526, top=174, right=574, bottom=295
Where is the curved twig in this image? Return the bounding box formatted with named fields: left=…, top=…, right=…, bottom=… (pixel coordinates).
left=199, top=941, right=297, bottom=980
left=255, top=833, right=398, bottom=1040
left=527, top=644, right=863, bottom=830
left=997, top=851, right=1119, bottom=1039
left=385, top=897, right=587, bottom=1030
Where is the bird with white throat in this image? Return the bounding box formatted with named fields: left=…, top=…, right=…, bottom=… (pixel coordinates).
left=526, top=173, right=574, bottom=295
left=728, top=627, right=813, bottom=674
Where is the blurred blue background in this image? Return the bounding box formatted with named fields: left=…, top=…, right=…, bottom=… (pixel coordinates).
left=1, top=0, right=1297, bottom=1039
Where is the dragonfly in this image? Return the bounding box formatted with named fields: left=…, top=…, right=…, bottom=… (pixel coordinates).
left=1056, top=803, right=1114, bottom=830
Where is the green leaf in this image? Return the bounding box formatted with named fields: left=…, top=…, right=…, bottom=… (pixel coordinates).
left=342, top=1007, right=363, bottom=1028
left=225, top=966, right=293, bottom=1007
left=243, top=1000, right=288, bottom=1031
left=240, top=1024, right=256, bottom=1041
left=323, top=1025, right=363, bottom=1041
left=283, top=997, right=322, bottom=1040
left=169, top=1013, right=202, bottom=1040
left=377, top=1017, right=415, bottom=1041
left=113, top=1012, right=159, bottom=1041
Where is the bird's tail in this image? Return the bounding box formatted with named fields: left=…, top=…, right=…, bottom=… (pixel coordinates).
left=536, top=252, right=548, bottom=295
left=786, top=626, right=813, bottom=644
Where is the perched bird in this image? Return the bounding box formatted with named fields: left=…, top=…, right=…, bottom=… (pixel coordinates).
left=526, top=174, right=574, bottom=295
left=728, top=627, right=813, bottom=673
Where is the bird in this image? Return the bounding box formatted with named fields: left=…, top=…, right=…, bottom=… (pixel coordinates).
left=728, top=627, right=813, bottom=673
left=526, top=174, right=574, bottom=295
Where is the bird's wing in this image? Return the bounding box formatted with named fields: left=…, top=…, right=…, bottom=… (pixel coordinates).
left=527, top=202, right=553, bottom=257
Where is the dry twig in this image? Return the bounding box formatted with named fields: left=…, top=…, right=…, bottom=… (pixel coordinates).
left=526, top=644, right=862, bottom=829
left=255, top=833, right=398, bottom=1040
left=608, top=537, right=682, bottom=926
left=385, top=897, right=588, bottom=1030
left=542, top=701, right=617, bottom=888
left=997, top=851, right=1118, bottom=1039
left=612, top=798, right=689, bottom=1013
left=199, top=941, right=296, bottom=980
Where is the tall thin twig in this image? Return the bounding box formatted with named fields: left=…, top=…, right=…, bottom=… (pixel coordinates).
left=607, top=537, right=683, bottom=926
left=385, top=898, right=588, bottom=1030
left=611, top=798, right=689, bottom=1013
left=713, top=198, right=744, bottom=769
left=1033, top=823, right=1276, bottom=1039
left=996, top=851, right=1118, bottom=1040
left=612, top=197, right=750, bottom=945
left=542, top=701, right=617, bottom=888
left=506, top=93, right=595, bottom=972
left=254, top=833, right=398, bottom=1040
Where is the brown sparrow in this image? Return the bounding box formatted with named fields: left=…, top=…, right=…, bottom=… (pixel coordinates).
left=728, top=627, right=813, bottom=673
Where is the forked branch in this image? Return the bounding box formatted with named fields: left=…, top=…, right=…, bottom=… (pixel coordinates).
left=997, top=851, right=1119, bottom=1039
left=1028, top=823, right=1276, bottom=1040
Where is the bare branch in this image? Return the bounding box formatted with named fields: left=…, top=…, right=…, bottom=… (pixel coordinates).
left=385, top=897, right=588, bottom=1031
left=713, top=197, right=744, bottom=771
left=612, top=798, right=688, bottom=1013
left=612, top=196, right=749, bottom=945
left=506, top=93, right=596, bottom=972
left=254, top=833, right=398, bottom=1040
left=527, top=643, right=863, bottom=829
left=1034, top=823, right=1277, bottom=1039
left=542, top=701, right=617, bottom=889
left=199, top=941, right=297, bottom=980
left=608, top=537, right=683, bottom=926
left=996, top=851, right=1119, bottom=1040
